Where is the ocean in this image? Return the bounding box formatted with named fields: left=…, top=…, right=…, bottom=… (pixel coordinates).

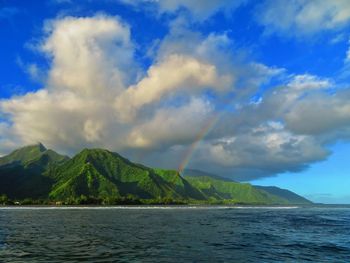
left=0, top=206, right=349, bottom=262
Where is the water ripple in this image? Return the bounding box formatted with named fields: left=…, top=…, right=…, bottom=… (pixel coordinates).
left=0, top=207, right=349, bottom=262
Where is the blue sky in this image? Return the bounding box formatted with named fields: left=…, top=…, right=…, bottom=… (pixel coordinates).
left=1, top=0, right=350, bottom=203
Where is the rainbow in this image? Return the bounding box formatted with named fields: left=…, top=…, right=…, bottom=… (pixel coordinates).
left=177, top=113, right=220, bottom=174
left=177, top=94, right=236, bottom=174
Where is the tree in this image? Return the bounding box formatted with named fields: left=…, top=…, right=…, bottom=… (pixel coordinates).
left=0, top=194, right=8, bottom=205
left=77, top=194, right=88, bottom=204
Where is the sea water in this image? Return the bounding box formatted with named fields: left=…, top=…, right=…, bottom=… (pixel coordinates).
left=0, top=206, right=349, bottom=262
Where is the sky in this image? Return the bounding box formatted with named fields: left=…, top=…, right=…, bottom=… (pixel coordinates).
left=0, top=0, right=350, bottom=203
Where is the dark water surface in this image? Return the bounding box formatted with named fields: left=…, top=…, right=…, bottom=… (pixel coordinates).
left=0, top=206, right=349, bottom=262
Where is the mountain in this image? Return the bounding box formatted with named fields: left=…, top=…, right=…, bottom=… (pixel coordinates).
left=0, top=143, right=69, bottom=199
left=0, top=143, right=68, bottom=167
left=48, top=148, right=204, bottom=201
left=184, top=174, right=288, bottom=204
left=0, top=144, right=312, bottom=205
left=254, top=186, right=312, bottom=204
left=183, top=169, right=235, bottom=182
left=183, top=170, right=311, bottom=205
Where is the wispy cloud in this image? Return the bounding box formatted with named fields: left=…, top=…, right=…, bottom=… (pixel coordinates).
left=120, top=0, right=247, bottom=21
left=255, top=0, right=350, bottom=38
left=0, top=7, right=20, bottom=19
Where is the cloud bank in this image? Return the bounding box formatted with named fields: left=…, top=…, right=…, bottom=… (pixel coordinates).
left=1, top=6, right=350, bottom=180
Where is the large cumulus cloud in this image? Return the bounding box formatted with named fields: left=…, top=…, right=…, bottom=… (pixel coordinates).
left=1, top=13, right=350, bottom=181
left=0, top=14, right=234, bottom=155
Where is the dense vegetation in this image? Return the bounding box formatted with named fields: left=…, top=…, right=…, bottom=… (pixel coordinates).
left=0, top=144, right=311, bottom=205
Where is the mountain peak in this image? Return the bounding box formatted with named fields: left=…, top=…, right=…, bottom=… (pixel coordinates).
left=18, top=142, right=47, bottom=153
left=80, top=148, right=111, bottom=154
left=0, top=143, right=65, bottom=167
left=76, top=148, right=113, bottom=160
left=36, top=142, right=47, bottom=152
left=76, top=148, right=130, bottom=162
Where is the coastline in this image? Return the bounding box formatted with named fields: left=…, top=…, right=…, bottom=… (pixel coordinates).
left=1, top=203, right=349, bottom=209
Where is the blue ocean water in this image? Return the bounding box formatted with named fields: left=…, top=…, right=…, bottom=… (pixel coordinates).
left=0, top=206, right=349, bottom=262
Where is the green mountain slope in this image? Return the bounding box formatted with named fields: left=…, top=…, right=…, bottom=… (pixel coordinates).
left=0, top=144, right=312, bottom=205
left=183, top=170, right=311, bottom=205
left=184, top=169, right=234, bottom=182
left=0, top=144, right=69, bottom=199
left=49, top=149, right=204, bottom=201
left=154, top=169, right=205, bottom=200
left=0, top=143, right=68, bottom=167
left=254, top=186, right=312, bottom=204
left=184, top=175, right=287, bottom=204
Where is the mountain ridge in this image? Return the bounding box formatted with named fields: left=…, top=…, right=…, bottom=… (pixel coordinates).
left=0, top=144, right=312, bottom=205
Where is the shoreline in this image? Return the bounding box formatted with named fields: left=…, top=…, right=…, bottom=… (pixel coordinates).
left=1, top=204, right=349, bottom=209
left=0, top=204, right=301, bottom=210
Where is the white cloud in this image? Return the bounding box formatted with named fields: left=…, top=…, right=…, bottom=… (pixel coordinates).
left=121, top=0, right=246, bottom=21
left=0, top=122, right=21, bottom=156
left=126, top=98, right=213, bottom=148
left=177, top=73, right=344, bottom=178
left=185, top=121, right=329, bottom=180
left=1, top=15, right=137, bottom=153
left=115, top=54, right=232, bottom=121
left=346, top=38, right=350, bottom=62
left=285, top=90, right=350, bottom=135
left=155, top=25, right=281, bottom=102
left=0, top=14, right=233, bottom=157
left=256, top=0, right=350, bottom=37
left=287, top=74, right=331, bottom=91
left=1, top=13, right=350, bottom=181
left=42, top=15, right=137, bottom=96
left=330, top=33, right=346, bottom=44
